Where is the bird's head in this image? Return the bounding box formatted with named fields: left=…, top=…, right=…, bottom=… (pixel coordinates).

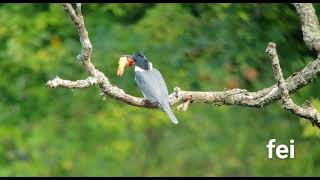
left=117, top=51, right=151, bottom=76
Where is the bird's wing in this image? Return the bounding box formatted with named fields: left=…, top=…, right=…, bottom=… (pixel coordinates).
left=150, top=69, right=169, bottom=97
left=135, top=69, right=179, bottom=124
left=135, top=69, right=169, bottom=106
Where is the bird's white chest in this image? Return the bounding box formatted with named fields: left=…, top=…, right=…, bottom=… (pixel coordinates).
left=134, top=66, right=145, bottom=72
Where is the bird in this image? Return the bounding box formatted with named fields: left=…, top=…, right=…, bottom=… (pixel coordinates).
left=117, top=51, right=179, bottom=124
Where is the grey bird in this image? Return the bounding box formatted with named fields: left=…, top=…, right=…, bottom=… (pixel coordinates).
left=117, top=51, right=178, bottom=124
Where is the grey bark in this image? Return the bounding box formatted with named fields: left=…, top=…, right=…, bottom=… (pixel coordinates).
left=293, top=3, right=320, bottom=52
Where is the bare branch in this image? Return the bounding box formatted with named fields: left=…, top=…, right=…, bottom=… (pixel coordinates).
left=46, top=76, right=97, bottom=89
left=293, top=3, right=320, bottom=52
left=266, top=42, right=320, bottom=128
left=62, top=3, right=95, bottom=77
left=168, top=56, right=320, bottom=109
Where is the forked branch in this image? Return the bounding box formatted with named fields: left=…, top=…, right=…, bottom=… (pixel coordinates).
left=266, top=42, right=320, bottom=128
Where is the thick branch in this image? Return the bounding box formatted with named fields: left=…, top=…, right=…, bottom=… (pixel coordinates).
left=266, top=42, right=320, bottom=128
left=293, top=3, right=320, bottom=52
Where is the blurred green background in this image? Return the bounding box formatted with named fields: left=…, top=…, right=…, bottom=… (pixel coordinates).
left=0, top=3, right=320, bottom=176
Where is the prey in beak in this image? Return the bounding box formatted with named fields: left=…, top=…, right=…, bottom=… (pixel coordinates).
left=117, top=55, right=135, bottom=76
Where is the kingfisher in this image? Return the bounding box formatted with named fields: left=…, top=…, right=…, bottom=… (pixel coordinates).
left=117, top=51, right=179, bottom=124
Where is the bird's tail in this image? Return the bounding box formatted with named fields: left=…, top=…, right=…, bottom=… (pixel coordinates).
left=163, top=106, right=179, bottom=125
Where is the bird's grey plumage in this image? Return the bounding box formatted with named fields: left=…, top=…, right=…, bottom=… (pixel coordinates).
left=135, top=69, right=178, bottom=124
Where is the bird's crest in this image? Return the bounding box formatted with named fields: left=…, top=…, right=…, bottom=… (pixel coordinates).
left=134, top=51, right=147, bottom=59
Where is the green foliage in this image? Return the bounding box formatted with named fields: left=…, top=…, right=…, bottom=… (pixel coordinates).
left=0, top=3, right=320, bottom=176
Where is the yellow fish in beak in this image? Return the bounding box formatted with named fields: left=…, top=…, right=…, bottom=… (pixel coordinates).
left=117, top=56, right=135, bottom=76
left=117, top=57, right=128, bottom=76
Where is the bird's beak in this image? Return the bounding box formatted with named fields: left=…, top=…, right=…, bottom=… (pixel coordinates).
left=117, top=55, right=134, bottom=76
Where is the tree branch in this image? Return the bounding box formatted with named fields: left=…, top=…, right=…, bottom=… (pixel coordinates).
left=46, top=3, right=320, bottom=129
left=293, top=3, right=320, bottom=52
left=46, top=76, right=97, bottom=89
left=48, top=3, right=159, bottom=109
left=62, top=3, right=95, bottom=77
left=266, top=42, right=320, bottom=128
